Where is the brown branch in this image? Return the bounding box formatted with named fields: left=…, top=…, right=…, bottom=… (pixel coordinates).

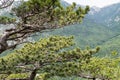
left=9, top=72, right=29, bottom=80
left=0, top=0, right=14, bottom=9
left=29, top=68, right=37, bottom=80
left=7, top=33, right=26, bottom=40
left=0, top=21, right=58, bottom=53
left=78, top=74, right=96, bottom=79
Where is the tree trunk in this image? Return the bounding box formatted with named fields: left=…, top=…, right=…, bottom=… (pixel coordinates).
left=10, top=79, right=28, bottom=80
left=29, top=68, right=37, bottom=80
left=93, top=78, right=96, bottom=80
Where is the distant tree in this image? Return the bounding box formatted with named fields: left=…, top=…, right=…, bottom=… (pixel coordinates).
left=0, top=0, right=90, bottom=54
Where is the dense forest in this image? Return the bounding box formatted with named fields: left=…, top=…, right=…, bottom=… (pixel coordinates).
left=0, top=0, right=120, bottom=80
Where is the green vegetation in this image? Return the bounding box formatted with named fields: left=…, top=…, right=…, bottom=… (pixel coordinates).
left=97, top=35, right=120, bottom=57
left=0, top=36, right=120, bottom=80
left=0, top=16, right=16, bottom=24
left=0, top=0, right=89, bottom=54
left=32, top=18, right=119, bottom=57
left=0, top=0, right=120, bottom=80
left=43, top=19, right=115, bottom=48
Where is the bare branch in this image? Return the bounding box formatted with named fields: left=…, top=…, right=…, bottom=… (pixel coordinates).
left=0, top=0, right=14, bottom=9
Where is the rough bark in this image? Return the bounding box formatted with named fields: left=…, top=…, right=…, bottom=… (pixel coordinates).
left=0, top=24, right=53, bottom=54
left=11, top=79, right=28, bottom=80
left=93, top=78, right=96, bottom=80
left=29, top=68, right=37, bottom=80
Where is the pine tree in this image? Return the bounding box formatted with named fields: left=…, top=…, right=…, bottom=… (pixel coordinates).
left=1, top=1, right=120, bottom=80
left=0, top=36, right=120, bottom=80
left=0, top=0, right=89, bottom=54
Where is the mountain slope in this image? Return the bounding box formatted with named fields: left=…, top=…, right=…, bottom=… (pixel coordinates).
left=88, top=3, right=120, bottom=28
left=33, top=18, right=115, bottom=49
left=97, top=35, right=120, bottom=57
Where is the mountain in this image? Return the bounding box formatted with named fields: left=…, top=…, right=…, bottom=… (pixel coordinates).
left=88, top=6, right=101, bottom=15
left=88, top=3, right=120, bottom=28
left=86, top=2, right=120, bottom=56
left=60, top=0, right=70, bottom=7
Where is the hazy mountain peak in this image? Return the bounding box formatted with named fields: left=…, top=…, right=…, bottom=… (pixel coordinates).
left=89, top=6, right=101, bottom=15
left=92, top=6, right=101, bottom=11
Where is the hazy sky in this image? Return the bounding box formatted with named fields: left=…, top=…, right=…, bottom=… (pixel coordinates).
left=64, top=0, right=120, bottom=8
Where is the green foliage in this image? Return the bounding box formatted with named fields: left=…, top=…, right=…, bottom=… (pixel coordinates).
left=0, top=16, right=16, bottom=24
left=42, top=55, right=120, bottom=80
left=6, top=73, right=29, bottom=79
left=81, top=57, right=120, bottom=79
left=12, top=0, right=89, bottom=26
left=0, top=36, right=99, bottom=80
left=0, top=53, right=22, bottom=73
left=0, top=36, right=120, bottom=80
left=0, top=74, right=8, bottom=79
left=0, top=1, right=120, bottom=79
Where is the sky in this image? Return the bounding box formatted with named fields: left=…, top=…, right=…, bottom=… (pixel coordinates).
left=64, top=0, right=120, bottom=8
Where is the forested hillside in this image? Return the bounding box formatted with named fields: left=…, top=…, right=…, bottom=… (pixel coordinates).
left=97, top=35, right=120, bottom=57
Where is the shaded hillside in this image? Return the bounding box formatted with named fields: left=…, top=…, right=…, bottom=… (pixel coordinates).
left=33, top=18, right=115, bottom=49
left=97, top=35, right=120, bottom=57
